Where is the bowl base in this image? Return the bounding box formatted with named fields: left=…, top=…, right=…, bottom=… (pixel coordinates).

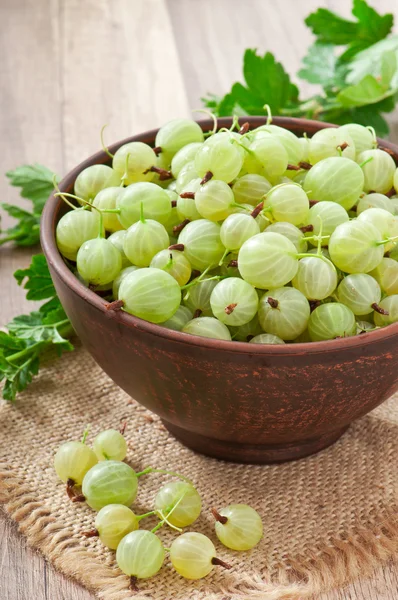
left=162, top=421, right=350, bottom=464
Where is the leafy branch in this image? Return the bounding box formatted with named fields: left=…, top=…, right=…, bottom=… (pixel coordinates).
left=0, top=255, right=74, bottom=402
left=0, top=164, right=57, bottom=247
left=203, top=0, right=398, bottom=137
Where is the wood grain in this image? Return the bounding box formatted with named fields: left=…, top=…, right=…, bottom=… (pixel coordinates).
left=1, top=0, right=398, bottom=598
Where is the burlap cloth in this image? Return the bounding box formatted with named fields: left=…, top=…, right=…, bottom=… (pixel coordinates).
left=1, top=344, right=398, bottom=600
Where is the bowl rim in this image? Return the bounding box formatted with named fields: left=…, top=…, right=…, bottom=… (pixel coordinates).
left=41, top=116, right=398, bottom=355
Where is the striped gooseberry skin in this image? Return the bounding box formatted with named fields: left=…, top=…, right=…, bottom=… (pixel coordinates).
left=359, top=149, right=396, bottom=194
left=214, top=504, right=263, bottom=551
left=305, top=201, right=349, bottom=246
left=337, top=273, right=382, bottom=316
left=308, top=128, right=356, bottom=164
left=228, top=315, right=263, bottom=342
left=210, top=278, right=259, bottom=326
left=112, top=141, right=156, bottom=184
left=182, top=317, right=232, bottom=341
left=170, top=532, right=217, bottom=580
left=370, top=258, right=398, bottom=296
left=77, top=238, right=122, bottom=286
left=183, top=277, right=218, bottom=317
left=238, top=232, right=298, bottom=290
left=177, top=178, right=202, bottom=221
left=232, top=173, right=272, bottom=206
left=328, top=220, right=384, bottom=274
left=292, top=256, right=338, bottom=300
left=178, top=219, right=225, bottom=271
left=265, top=222, right=307, bottom=252
left=156, top=118, right=204, bottom=157
left=253, top=124, right=303, bottom=165
left=357, top=193, right=395, bottom=215
left=171, top=142, right=203, bottom=178
left=117, top=182, right=172, bottom=228
left=195, top=180, right=235, bottom=221
left=155, top=481, right=202, bottom=528
left=249, top=134, right=289, bottom=180
left=303, top=157, right=364, bottom=210
left=338, top=123, right=376, bottom=156
left=56, top=209, right=100, bottom=261
left=374, top=295, right=398, bottom=326
left=258, top=287, right=310, bottom=340
left=220, top=213, right=260, bottom=251
left=116, top=530, right=165, bottom=578
left=195, top=132, right=244, bottom=182
left=93, top=429, right=127, bottom=461
left=118, top=268, right=181, bottom=323
left=308, top=302, right=356, bottom=341
left=112, top=265, right=140, bottom=299
left=74, top=164, right=121, bottom=202
left=108, top=230, right=132, bottom=268
left=262, top=183, right=310, bottom=226
left=123, top=220, right=169, bottom=267
left=92, top=187, right=125, bottom=232
left=95, top=504, right=139, bottom=549
left=249, top=333, right=285, bottom=345
left=82, top=460, right=138, bottom=511
left=159, top=305, right=193, bottom=331
left=54, top=441, right=98, bottom=485
left=150, top=249, right=192, bottom=286
left=357, top=208, right=398, bottom=252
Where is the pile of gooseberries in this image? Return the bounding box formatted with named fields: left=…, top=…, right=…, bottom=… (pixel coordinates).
left=54, top=427, right=263, bottom=589
left=55, top=114, right=398, bottom=343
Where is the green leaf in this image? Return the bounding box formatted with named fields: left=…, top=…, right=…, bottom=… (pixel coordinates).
left=322, top=105, right=390, bottom=137
left=14, top=254, right=56, bottom=300
left=381, top=50, right=397, bottom=87
left=6, top=164, right=57, bottom=213
left=1, top=164, right=57, bottom=247
left=305, top=8, right=358, bottom=45
left=242, top=50, right=299, bottom=113
left=351, top=0, right=393, bottom=46
left=346, top=36, right=398, bottom=85
left=211, top=49, right=300, bottom=118
left=217, top=93, right=241, bottom=117
left=298, top=44, right=338, bottom=87
left=337, top=74, right=395, bottom=108
left=305, top=0, right=393, bottom=59
left=0, top=204, right=40, bottom=247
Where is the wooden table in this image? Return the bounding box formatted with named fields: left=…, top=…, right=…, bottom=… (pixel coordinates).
left=1, top=1, right=398, bottom=598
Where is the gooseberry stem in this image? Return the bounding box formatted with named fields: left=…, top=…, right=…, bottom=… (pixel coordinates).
left=120, top=152, right=131, bottom=186
left=136, top=467, right=193, bottom=486
left=54, top=191, right=105, bottom=238
left=212, top=557, right=232, bottom=570
left=263, top=104, right=273, bottom=125
left=81, top=425, right=90, bottom=444
left=211, top=507, right=228, bottom=524
left=192, top=108, right=218, bottom=136
left=218, top=248, right=230, bottom=266
left=100, top=124, right=114, bottom=159
left=151, top=492, right=187, bottom=533
left=136, top=511, right=156, bottom=521
left=140, top=202, right=145, bottom=224
left=359, top=156, right=374, bottom=168
left=82, top=529, right=98, bottom=538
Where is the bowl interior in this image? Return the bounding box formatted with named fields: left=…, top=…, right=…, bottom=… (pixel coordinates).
left=41, top=116, right=398, bottom=355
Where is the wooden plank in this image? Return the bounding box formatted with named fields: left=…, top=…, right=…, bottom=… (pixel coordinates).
left=0, top=0, right=63, bottom=323
left=60, top=0, right=190, bottom=170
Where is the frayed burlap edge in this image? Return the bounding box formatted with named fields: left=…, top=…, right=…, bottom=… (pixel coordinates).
left=1, top=462, right=398, bottom=600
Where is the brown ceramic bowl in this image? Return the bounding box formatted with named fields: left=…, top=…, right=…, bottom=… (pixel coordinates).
left=41, top=117, right=398, bottom=464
